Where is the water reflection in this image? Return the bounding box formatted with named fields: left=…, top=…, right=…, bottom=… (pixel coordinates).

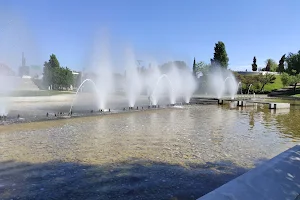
left=275, top=108, right=300, bottom=139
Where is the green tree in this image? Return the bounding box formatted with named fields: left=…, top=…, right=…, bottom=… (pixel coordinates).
left=278, top=54, right=286, bottom=73
left=265, top=59, right=277, bottom=72
left=43, top=61, right=52, bottom=87
left=285, top=50, right=300, bottom=74
left=195, top=61, right=211, bottom=75
left=49, top=54, right=60, bottom=69
left=43, top=54, right=74, bottom=90
left=258, top=73, right=276, bottom=92
left=282, top=50, right=300, bottom=93
left=252, top=56, right=257, bottom=71
left=212, top=41, right=229, bottom=68
left=192, top=58, right=196, bottom=77
left=281, top=72, right=300, bottom=93
left=43, top=54, right=60, bottom=88
left=281, top=72, right=291, bottom=86
left=235, top=74, right=261, bottom=93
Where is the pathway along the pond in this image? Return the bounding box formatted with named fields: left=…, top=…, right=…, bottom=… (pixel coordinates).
left=198, top=145, right=300, bottom=200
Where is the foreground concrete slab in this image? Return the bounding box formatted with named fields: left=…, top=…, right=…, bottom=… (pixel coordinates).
left=198, top=145, right=300, bottom=200
left=269, top=102, right=290, bottom=109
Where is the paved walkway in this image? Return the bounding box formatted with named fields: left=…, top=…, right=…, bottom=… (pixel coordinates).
left=198, top=145, right=300, bottom=200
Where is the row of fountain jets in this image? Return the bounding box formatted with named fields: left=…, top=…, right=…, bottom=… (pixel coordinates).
left=69, top=66, right=243, bottom=113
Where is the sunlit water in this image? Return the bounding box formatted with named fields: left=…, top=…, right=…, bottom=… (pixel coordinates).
left=0, top=105, right=299, bottom=200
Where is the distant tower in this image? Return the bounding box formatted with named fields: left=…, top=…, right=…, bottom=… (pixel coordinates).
left=22, top=52, right=26, bottom=67
left=19, top=52, right=29, bottom=77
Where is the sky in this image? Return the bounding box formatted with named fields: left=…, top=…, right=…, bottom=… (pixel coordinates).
left=0, top=0, right=300, bottom=73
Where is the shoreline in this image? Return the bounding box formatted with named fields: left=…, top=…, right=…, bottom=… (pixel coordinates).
left=0, top=104, right=188, bottom=126
left=1, top=93, right=299, bottom=126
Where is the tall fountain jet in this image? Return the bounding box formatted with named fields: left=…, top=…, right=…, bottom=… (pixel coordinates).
left=87, top=30, right=114, bottom=110
left=124, top=48, right=142, bottom=107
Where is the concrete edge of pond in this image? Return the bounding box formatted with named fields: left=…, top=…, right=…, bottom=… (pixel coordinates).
left=197, top=144, right=300, bottom=200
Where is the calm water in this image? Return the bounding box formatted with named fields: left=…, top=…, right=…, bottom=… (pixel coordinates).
left=0, top=104, right=299, bottom=200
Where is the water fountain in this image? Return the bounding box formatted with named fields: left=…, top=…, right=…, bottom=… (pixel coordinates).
left=69, top=79, right=100, bottom=113
left=179, top=69, right=197, bottom=103
left=124, top=48, right=142, bottom=107
left=248, top=84, right=253, bottom=95
left=224, top=76, right=238, bottom=99
left=85, top=29, right=114, bottom=110
left=149, top=74, right=174, bottom=106
left=237, top=82, right=243, bottom=94
left=207, top=67, right=238, bottom=99
left=0, top=75, right=20, bottom=117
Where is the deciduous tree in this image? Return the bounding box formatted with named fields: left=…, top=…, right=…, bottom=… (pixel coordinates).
left=285, top=50, right=300, bottom=74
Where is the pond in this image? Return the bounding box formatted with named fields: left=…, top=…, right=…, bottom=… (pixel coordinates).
left=0, top=104, right=299, bottom=200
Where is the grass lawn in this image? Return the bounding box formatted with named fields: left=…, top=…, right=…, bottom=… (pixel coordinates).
left=3, top=90, right=75, bottom=97
left=293, top=94, right=300, bottom=97
left=263, top=75, right=283, bottom=92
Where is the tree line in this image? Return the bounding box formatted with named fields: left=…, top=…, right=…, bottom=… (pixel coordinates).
left=251, top=51, right=300, bottom=92
left=192, top=41, right=300, bottom=94
left=191, top=41, right=274, bottom=93
left=280, top=51, right=300, bottom=92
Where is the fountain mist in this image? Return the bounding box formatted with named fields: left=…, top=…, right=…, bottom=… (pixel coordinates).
left=207, top=67, right=238, bottom=99
left=0, top=75, right=20, bottom=116
left=69, top=79, right=99, bottom=113
left=124, top=48, right=142, bottom=107
left=150, top=74, right=174, bottom=105
left=85, top=30, right=114, bottom=109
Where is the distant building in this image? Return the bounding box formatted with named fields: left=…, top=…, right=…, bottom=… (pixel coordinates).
left=72, top=71, right=80, bottom=76
left=235, top=71, right=280, bottom=76
left=72, top=71, right=81, bottom=88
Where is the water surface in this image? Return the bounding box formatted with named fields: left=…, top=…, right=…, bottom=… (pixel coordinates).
left=0, top=105, right=299, bottom=200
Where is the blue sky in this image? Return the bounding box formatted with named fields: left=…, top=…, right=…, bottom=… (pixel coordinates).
left=0, top=0, right=300, bottom=72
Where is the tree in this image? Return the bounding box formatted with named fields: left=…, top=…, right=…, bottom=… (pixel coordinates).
left=285, top=50, right=300, bottom=74
left=49, top=54, right=60, bottom=69
left=258, top=73, right=276, bottom=92
left=43, top=54, right=60, bottom=88
left=43, top=54, right=74, bottom=90
left=265, top=59, right=277, bottom=72
left=278, top=54, right=286, bottom=73
left=281, top=72, right=291, bottom=86
left=252, top=56, right=257, bottom=71
left=281, top=72, right=300, bottom=93
left=192, top=58, right=196, bottom=77
left=235, top=74, right=261, bottom=93
left=195, top=61, right=211, bottom=76
left=212, top=41, right=229, bottom=68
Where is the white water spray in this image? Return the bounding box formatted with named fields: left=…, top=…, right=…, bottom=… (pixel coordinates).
left=69, top=79, right=99, bottom=113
